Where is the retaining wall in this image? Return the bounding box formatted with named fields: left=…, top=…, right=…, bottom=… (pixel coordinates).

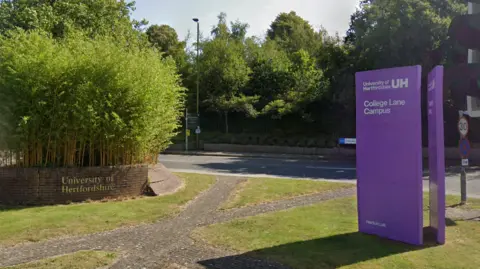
left=0, top=165, right=148, bottom=205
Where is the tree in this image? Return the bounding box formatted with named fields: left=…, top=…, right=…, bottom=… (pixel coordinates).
left=261, top=49, right=327, bottom=119
left=244, top=39, right=293, bottom=108
left=346, top=0, right=466, bottom=70
left=267, top=11, right=318, bottom=54
left=0, top=0, right=142, bottom=41
left=200, top=13, right=257, bottom=133
left=313, top=33, right=356, bottom=135
left=345, top=0, right=468, bottom=142
left=230, top=20, right=249, bottom=41
left=146, top=24, right=186, bottom=65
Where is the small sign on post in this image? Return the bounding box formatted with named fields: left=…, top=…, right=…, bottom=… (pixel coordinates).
left=187, top=114, right=199, bottom=129
left=459, top=138, right=470, bottom=169
left=458, top=116, right=469, bottom=138
left=459, top=138, right=471, bottom=158
left=459, top=134, right=470, bottom=205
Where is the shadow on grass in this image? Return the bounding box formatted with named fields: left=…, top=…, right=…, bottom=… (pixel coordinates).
left=198, top=231, right=438, bottom=269
left=448, top=203, right=466, bottom=209
left=446, top=218, right=458, bottom=226
left=0, top=204, right=31, bottom=212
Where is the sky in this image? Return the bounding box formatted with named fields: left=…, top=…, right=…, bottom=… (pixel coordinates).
left=132, top=0, right=359, bottom=42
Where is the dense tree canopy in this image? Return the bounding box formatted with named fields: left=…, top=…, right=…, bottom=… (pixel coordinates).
left=267, top=11, right=318, bottom=54
left=0, top=0, right=473, bottom=148
left=199, top=14, right=256, bottom=133
left=0, top=0, right=143, bottom=40
left=146, top=24, right=186, bottom=65
left=346, top=0, right=465, bottom=69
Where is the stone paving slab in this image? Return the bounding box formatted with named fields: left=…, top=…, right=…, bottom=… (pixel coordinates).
left=149, top=164, right=183, bottom=196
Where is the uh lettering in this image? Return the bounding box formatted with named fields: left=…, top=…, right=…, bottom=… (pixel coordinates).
left=392, top=78, right=409, bottom=89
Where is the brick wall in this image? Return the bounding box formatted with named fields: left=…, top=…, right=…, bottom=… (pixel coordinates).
left=0, top=165, right=148, bottom=205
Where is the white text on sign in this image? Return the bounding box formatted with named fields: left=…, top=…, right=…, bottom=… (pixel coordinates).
left=363, top=99, right=406, bottom=116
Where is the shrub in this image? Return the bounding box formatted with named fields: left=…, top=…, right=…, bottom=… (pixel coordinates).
left=0, top=30, right=185, bottom=167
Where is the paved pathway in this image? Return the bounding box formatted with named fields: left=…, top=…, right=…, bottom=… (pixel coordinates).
left=0, top=176, right=355, bottom=269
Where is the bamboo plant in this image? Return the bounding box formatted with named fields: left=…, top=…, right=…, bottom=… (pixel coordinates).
left=0, top=30, right=185, bottom=167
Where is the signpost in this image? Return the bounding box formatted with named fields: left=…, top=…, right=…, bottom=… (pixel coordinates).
left=427, top=66, right=446, bottom=244
left=458, top=115, right=470, bottom=204
left=185, top=109, right=189, bottom=152
left=459, top=138, right=471, bottom=158
left=186, top=113, right=200, bottom=150
left=185, top=112, right=201, bottom=152
left=356, top=65, right=423, bottom=245
left=187, top=114, right=199, bottom=129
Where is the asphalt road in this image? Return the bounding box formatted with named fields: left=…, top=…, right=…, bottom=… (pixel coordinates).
left=159, top=154, right=480, bottom=197
left=159, top=154, right=357, bottom=181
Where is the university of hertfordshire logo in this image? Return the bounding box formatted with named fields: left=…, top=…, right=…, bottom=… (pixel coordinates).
left=363, top=78, right=409, bottom=91
left=392, top=78, right=409, bottom=89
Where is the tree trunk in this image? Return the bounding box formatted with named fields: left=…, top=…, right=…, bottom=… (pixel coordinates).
left=224, top=111, right=229, bottom=134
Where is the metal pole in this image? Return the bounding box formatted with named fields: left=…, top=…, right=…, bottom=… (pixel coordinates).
left=461, top=166, right=467, bottom=204
left=196, top=21, right=200, bottom=150
left=459, top=111, right=467, bottom=205
left=185, top=108, right=188, bottom=153
left=196, top=22, right=200, bottom=116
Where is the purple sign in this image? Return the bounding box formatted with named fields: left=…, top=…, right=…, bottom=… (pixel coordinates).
left=356, top=66, right=423, bottom=245
left=427, top=66, right=446, bottom=244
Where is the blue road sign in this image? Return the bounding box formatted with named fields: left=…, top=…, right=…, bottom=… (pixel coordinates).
left=339, top=138, right=356, bottom=145
left=459, top=138, right=470, bottom=157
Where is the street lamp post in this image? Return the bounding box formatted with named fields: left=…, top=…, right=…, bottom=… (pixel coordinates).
left=193, top=18, right=200, bottom=149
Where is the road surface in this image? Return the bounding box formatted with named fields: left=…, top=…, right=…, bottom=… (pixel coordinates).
left=159, top=154, right=480, bottom=198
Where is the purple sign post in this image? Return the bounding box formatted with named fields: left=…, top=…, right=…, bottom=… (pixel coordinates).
left=356, top=66, right=423, bottom=245
left=427, top=66, right=446, bottom=244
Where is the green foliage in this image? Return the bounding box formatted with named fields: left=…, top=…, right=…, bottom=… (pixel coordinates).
left=346, top=0, right=466, bottom=69
left=267, top=11, right=318, bottom=54
left=0, top=30, right=185, bottom=167
left=199, top=14, right=258, bottom=132
left=0, top=0, right=142, bottom=40
left=0, top=1, right=470, bottom=147
left=146, top=24, right=187, bottom=68
left=180, top=3, right=469, bottom=140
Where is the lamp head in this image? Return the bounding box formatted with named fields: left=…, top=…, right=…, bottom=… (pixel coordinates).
left=193, top=18, right=199, bottom=22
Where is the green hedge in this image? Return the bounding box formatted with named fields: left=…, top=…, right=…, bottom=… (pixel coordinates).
left=0, top=30, right=185, bottom=167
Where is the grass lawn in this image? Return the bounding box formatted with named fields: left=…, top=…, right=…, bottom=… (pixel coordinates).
left=194, top=197, right=480, bottom=269
left=1, top=251, right=116, bottom=269
left=220, top=177, right=354, bottom=210
left=446, top=195, right=480, bottom=210
left=0, top=173, right=215, bottom=246
left=422, top=192, right=480, bottom=211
